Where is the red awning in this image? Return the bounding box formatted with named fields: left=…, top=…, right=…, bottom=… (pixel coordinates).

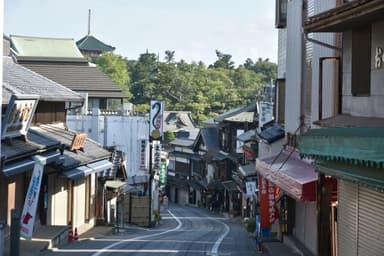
left=256, top=149, right=318, bottom=201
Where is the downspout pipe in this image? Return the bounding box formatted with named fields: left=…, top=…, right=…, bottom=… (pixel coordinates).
left=303, top=31, right=342, bottom=52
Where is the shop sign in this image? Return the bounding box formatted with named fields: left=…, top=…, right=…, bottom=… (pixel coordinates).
left=149, top=100, right=164, bottom=141
left=152, top=140, right=162, bottom=172
left=259, top=175, right=279, bottom=228
left=139, top=139, right=147, bottom=170
left=375, top=47, right=384, bottom=69
left=159, top=162, right=167, bottom=187
left=2, top=95, right=39, bottom=140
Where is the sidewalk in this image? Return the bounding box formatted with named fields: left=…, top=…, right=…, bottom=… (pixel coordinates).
left=3, top=225, right=114, bottom=256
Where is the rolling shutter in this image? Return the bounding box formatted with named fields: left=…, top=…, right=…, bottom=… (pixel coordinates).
left=357, top=187, right=384, bottom=256
left=338, top=180, right=357, bottom=256
left=338, top=180, right=384, bottom=256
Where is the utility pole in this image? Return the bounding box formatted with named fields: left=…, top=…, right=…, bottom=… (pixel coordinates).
left=148, top=141, right=153, bottom=228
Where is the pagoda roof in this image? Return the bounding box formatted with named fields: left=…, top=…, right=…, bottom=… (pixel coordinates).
left=77, top=34, right=115, bottom=52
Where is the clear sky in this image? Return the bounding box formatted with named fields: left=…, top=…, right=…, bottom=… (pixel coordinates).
left=4, top=0, right=278, bottom=66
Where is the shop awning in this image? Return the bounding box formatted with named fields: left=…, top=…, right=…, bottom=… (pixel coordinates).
left=258, top=125, right=285, bottom=144
left=105, top=180, right=126, bottom=190
left=316, top=160, right=384, bottom=191
left=256, top=150, right=318, bottom=201
left=2, top=150, right=60, bottom=177
left=238, top=163, right=256, bottom=177
left=222, top=180, right=240, bottom=192
left=62, top=159, right=113, bottom=180
left=298, top=127, right=384, bottom=168
left=236, top=129, right=257, bottom=142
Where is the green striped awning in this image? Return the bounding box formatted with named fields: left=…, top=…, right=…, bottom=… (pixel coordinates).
left=298, top=128, right=384, bottom=168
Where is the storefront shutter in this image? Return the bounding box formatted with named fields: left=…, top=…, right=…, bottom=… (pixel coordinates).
left=357, top=187, right=384, bottom=256
left=338, top=180, right=357, bottom=256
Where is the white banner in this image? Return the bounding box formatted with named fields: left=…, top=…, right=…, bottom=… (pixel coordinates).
left=246, top=181, right=257, bottom=197
left=20, top=156, right=46, bottom=239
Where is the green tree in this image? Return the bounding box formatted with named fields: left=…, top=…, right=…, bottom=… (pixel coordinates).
left=210, top=50, right=235, bottom=69
left=130, top=51, right=159, bottom=109
left=95, top=52, right=131, bottom=99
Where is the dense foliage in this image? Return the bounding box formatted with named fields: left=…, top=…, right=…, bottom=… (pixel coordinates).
left=95, top=50, right=277, bottom=125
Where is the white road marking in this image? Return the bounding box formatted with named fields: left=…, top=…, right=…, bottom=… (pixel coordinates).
left=210, top=217, right=230, bottom=256
left=91, top=209, right=182, bottom=256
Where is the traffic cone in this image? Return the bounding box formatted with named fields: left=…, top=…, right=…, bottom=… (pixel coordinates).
left=68, top=225, right=73, bottom=242
left=73, top=227, right=79, bottom=241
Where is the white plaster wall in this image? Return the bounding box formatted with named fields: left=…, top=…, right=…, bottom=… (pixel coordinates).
left=73, top=179, right=86, bottom=231
left=67, top=115, right=149, bottom=176
left=48, top=175, right=68, bottom=225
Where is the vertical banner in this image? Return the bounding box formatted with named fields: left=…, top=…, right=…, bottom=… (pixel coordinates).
left=20, top=156, right=46, bottom=239
left=149, top=100, right=164, bottom=141
left=159, top=162, right=167, bottom=187
left=258, top=175, right=278, bottom=228
left=152, top=141, right=162, bottom=172
left=139, top=139, right=147, bottom=170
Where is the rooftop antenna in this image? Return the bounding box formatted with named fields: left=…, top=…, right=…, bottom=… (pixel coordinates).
left=88, top=9, right=91, bottom=35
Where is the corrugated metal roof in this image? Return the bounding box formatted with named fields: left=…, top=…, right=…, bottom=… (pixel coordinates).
left=77, top=35, right=115, bottom=52
left=20, top=62, right=127, bottom=98
left=31, top=123, right=111, bottom=170
left=10, top=35, right=85, bottom=58
left=2, top=57, right=84, bottom=104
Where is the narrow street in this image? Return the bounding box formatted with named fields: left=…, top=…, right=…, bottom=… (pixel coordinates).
left=44, top=204, right=261, bottom=256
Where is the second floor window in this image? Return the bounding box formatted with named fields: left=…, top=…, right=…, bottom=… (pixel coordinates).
left=351, top=25, right=371, bottom=96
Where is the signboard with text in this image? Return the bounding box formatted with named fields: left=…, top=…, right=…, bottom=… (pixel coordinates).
left=149, top=100, right=164, bottom=141
left=2, top=95, right=39, bottom=140
left=259, top=175, right=279, bottom=228
left=20, top=156, right=46, bottom=239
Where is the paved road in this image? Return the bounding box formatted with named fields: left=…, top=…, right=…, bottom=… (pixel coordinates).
left=44, top=204, right=261, bottom=255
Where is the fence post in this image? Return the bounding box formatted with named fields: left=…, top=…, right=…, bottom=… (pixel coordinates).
left=10, top=209, right=21, bottom=256
left=0, top=220, right=6, bottom=256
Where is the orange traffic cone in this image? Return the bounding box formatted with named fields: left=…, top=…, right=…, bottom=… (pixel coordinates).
left=73, top=227, right=79, bottom=241
left=68, top=225, right=73, bottom=242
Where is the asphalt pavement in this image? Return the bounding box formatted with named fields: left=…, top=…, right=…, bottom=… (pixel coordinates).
left=41, top=204, right=261, bottom=255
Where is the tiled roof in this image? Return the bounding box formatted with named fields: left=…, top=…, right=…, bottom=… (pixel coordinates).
left=2, top=57, right=84, bottom=104
left=1, top=128, right=60, bottom=161
left=77, top=35, right=115, bottom=52
left=10, top=35, right=85, bottom=58
left=31, top=123, right=112, bottom=170
left=20, top=62, right=127, bottom=98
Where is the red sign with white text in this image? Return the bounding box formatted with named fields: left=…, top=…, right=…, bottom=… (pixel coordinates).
left=259, top=175, right=279, bottom=228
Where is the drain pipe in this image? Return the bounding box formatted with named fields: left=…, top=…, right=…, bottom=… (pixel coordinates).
left=303, top=32, right=342, bottom=52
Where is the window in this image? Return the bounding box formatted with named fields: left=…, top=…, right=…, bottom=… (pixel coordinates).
left=351, top=26, right=371, bottom=96
left=275, top=0, right=287, bottom=28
